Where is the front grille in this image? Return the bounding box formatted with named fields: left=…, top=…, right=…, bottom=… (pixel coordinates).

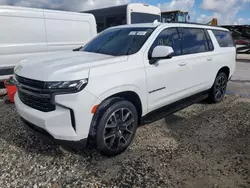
left=15, top=75, right=46, bottom=89
left=15, top=75, right=55, bottom=112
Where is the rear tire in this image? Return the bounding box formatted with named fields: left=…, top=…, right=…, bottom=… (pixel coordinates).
left=210, top=72, right=228, bottom=103
left=95, top=99, right=138, bottom=156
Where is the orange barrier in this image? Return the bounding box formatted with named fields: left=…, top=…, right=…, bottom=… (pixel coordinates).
left=4, top=76, right=17, bottom=103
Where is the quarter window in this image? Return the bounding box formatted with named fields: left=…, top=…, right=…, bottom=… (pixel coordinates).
left=179, top=28, right=209, bottom=55
left=149, top=28, right=181, bottom=58
left=212, top=30, right=234, bottom=47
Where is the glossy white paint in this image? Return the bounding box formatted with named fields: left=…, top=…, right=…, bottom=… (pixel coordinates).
left=151, top=46, right=174, bottom=58
left=0, top=6, right=97, bottom=80
left=15, top=23, right=236, bottom=142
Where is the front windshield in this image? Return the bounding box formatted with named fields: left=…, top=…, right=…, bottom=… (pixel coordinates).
left=82, top=27, right=154, bottom=56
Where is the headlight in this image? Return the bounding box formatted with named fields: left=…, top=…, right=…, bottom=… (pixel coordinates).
left=45, top=79, right=88, bottom=93
left=14, top=65, right=23, bottom=74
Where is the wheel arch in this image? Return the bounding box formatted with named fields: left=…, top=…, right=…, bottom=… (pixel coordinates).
left=217, top=66, right=230, bottom=79
left=88, top=87, right=145, bottom=138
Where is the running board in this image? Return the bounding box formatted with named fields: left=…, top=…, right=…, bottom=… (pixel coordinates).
left=141, top=90, right=209, bottom=125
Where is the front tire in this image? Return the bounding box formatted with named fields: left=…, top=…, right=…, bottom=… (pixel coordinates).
left=210, top=72, right=228, bottom=103
left=96, top=99, right=138, bottom=156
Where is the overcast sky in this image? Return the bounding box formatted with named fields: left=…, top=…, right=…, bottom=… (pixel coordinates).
left=0, top=0, right=249, bottom=25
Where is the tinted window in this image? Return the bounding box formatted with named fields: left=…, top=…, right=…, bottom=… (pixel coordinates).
left=212, top=30, right=234, bottom=47
left=149, top=28, right=181, bottom=58
left=205, top=30, right=214, bottom=51
left=96, top=17, right=105, bottom=33
left=106, top=14, right=126, bottom=28
left=131, top=12, right=161, bottom=24
left=82, top=27, right=154, bottom=56
left=179, top=28, right=209, bottom=55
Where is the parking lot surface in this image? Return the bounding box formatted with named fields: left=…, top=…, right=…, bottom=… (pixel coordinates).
left=232, top=61, right=250, bottom=83
left=0, top=95, right=249, bottom=188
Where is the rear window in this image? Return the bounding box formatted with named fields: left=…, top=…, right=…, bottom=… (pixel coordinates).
left=131, top=12, right=161, bottom=24
left=212, top=30, right=234, bottom=47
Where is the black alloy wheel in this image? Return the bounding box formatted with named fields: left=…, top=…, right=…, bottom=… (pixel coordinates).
left=210, top=72, right=228, bottom=103
left=104, top=108, right=134, bottom=150
left=96, top=99, right=138, bottom=156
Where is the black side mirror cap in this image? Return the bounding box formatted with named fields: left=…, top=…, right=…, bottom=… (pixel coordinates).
left=149, top=55, right=173, bottom=65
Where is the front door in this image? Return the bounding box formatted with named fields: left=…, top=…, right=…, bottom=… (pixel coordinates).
left=144, top=27, right=193, bottom=112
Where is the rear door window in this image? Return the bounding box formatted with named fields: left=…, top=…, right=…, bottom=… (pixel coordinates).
left=212, top=30, right=234, bottom=47
left=178, top=28, right=209, bottom=55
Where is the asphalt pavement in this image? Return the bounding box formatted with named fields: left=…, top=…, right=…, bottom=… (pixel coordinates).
left=227, top=55, right=250, bottom=98
left=231, top=61, right=250, bottom=83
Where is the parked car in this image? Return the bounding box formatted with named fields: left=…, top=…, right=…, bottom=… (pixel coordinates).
left=235, top=38, right=250, bottom=54
left=14, top=22, right=236, bottom=156
left=222, top=25, right=250, bottom=54
left=0, top=6, right=97, bottom=81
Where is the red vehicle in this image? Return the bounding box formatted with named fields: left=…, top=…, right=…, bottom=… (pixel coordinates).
left=222, top=25, right=250, bottom=54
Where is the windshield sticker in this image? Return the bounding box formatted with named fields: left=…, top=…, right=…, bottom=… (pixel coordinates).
left=137, top=31, right=147, bottom=36
left=129, top=31, right=137, bottom=35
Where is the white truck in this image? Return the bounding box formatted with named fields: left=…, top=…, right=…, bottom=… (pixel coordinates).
left=83, top=3, right=161, bottom=33
left=14, top=22, right=236, bottom=156
left=0, top=6, right=97, bottom=81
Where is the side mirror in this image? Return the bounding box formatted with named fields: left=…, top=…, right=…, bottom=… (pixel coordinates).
left=150, top=46, right=174, bottom=64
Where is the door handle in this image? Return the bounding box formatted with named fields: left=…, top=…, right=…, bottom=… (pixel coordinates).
left=179, top=62, right=187, bottom=66
left=207, top=57, right=213, bottom=61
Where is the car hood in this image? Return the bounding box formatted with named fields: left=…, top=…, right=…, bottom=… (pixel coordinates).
left=15, top=51, right=127, bottom=81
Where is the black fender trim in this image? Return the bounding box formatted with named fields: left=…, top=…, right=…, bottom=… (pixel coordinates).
left=88, top=97, right=124, bottom=137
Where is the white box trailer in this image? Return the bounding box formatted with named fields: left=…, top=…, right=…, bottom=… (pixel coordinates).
left=0, top=6, right=97, bottom=80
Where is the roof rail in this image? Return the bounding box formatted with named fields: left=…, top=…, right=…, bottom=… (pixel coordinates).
left=171, top=21, right=223, bottom=28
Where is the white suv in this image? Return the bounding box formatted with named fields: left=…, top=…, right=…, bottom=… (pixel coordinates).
left=14, top=23, right=236, bottom=156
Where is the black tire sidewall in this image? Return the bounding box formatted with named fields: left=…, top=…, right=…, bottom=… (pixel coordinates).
left=96, top=100, right=138, bottom=156
left=211, top=72, right=228, bottom=103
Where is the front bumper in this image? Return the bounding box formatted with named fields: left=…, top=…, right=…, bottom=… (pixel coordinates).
left=15, top=89, right=100, bottom=142
left=20, top=117, right=87, bottom=149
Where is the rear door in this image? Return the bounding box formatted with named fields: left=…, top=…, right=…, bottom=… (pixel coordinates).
left=177, top=27, right=215, bottom=92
